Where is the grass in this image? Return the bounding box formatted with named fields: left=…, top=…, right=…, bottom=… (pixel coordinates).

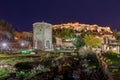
left=0, top=52, right=100, bottom=79
left=0, top=58, right=34, bottom=66
left=0, top=68, right=10, bottom=78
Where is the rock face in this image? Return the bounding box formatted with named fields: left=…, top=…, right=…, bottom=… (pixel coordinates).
left=33, top=22, right=53, bottom=51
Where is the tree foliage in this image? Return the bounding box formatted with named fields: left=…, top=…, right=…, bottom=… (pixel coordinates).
left=81, top=31, right=93, bottom=38
left=83, top=34, right=101, bottom=48
left=53, top=28, right=74, bottom=39
left=112, top=29, right=120, bottom=40
left=72, top=35, right=85, bottom=48
left=0, top=19, right=15, bottom=32
left=112, top=29, right=118, bottom=38
left=117, top=34, right=120, bottom=40
left=0, top=19, right=15, bottom=40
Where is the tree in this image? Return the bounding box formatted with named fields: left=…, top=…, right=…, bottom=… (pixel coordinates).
left=72, top=34, right=85, bottom=49
left=117, top=33, right=120, bottom=40
left=81, top=31, right=93, bottom=38
left=0, top=19, right=15, bottom=40
left=83, top=34, right=101, bottom=48
left=54, top=28, right=74, bottom=39
left=112, top=29, right=120, bottom=40
left=112, top=29, right=118, bottom=38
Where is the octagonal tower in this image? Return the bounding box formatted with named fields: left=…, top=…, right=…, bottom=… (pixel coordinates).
left=33, top=22, right=53, bottom=51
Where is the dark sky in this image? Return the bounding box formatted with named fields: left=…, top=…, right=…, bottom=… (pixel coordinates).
left=0, top=0, right=120, bottom=31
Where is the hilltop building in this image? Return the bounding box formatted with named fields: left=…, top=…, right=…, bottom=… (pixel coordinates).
left=53, top=22, right=115, bottom=50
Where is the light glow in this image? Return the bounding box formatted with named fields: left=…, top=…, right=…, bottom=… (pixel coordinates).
left=2, top=43, right=7, bottom=47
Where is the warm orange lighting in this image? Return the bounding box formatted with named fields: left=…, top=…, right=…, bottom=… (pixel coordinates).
left=14, top=37, right=18, bottom=40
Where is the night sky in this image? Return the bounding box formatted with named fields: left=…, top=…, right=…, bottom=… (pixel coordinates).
left=0, top=0, right=120, bottom=31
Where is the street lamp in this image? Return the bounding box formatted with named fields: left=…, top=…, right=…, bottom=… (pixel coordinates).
left=21, top=43, right=25, bottom=46
left=2, top=43, right=8, bottom=52
left=21, top=43, right=25, bottom=50
left=2, top=43, right=7, bottom=47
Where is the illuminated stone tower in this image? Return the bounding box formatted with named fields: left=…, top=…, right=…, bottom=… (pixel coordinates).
left=33, top=22, right=53, bottom=51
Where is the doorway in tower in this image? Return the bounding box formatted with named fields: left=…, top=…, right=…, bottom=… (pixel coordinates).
left=46, top=40, right=50, bottom=49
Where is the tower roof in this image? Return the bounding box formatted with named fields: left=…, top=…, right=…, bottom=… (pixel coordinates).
left=33, top=22, right=52, bottom=27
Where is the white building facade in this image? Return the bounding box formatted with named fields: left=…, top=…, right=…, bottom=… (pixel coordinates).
left=33, top=22, right=53, bottom=51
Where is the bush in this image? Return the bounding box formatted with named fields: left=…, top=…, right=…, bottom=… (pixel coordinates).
left=14, top=61, right=41, bottom=71
left=0, top=68, right=10, bottom=78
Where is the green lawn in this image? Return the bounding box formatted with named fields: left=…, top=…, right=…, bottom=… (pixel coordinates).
left=0, top=68, right=10, bottom=78
left=0, top=52, right=100, bottom=79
